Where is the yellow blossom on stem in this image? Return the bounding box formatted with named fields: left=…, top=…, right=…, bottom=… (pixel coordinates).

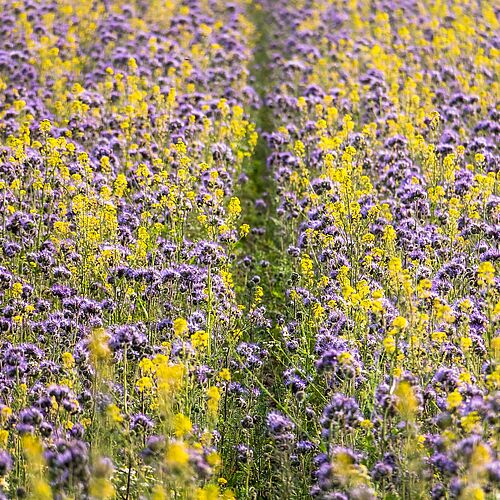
left=173, top=317, right=188, bottom=337
left=383, top=335, right=396, bottom=354
left=447, top=390, right=462, bottom=410
left=173, top=413, right=193, bottom=437
left=394, top=380, right=418, bottom=421
left=392, top=316, right=408, bottom=330
left=477, top=261, right=495, bottom=286
left=218, top=368, right=231, bottom=381
left=206, top=386, right=221, bottom=416
left=166, top=441, right=190, bottom=467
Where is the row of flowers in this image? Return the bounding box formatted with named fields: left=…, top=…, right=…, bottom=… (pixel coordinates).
left=0, top=0, right=259, bottom=498
left=249, top=0, right=499, bottom=498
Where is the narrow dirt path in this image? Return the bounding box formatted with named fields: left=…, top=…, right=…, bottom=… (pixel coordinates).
left=226, top=5, right=307, bottom=497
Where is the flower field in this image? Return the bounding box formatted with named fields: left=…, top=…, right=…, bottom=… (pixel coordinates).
left=0, top=0, right=498, bottom=498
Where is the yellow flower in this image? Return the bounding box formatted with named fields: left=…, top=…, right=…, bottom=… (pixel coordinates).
left=191, top=330, right=208, bottom=350
left=477, top=261, right=495, bottom=286
left=460, top=337, right=472, bottom=351
left=151, top=485, right=167, bottom=500
left=39, top=119, right=52, bottom=133
left=11, top=282, right=23, bottom=298
left=300, top=255, right=314, bottom=280
left=156, top=363, right=185, bottom=396
left=461, top=412, right=480, bottom=433
left=24, top=304, right=35, bottom=314
left=494, top=300, right=500, bottom=319
left=392, top=316, right=408, bottom=330
left=173, top=318, right=188, bottom=337
left=207, top=386, right=221, bottom=400
left=199, top=23, right=212, bottom=37
left=139, top=357, right=154, bottom=374
left=230, top=329, right=242, bottom=342
left=474, top=153, right=485, bottom=164
left=89, top=328, right=111, bottom=363
left=206, top=451, right=221, bottom=467
left=32, top=480, right=53, bottom=500
left=446, top=390, right=462, bottom=410
left=432, top=331, right=447, bottom=343
left=1, top=406, right=12, bottom=423
left=207, top=386, right=221, bottom=416
left=136, top=376, right=153, bottom=393
left=196, top=485, right=219, bottom=500
left=13, top=99, right=26, bottom=111
left=339, top=352, right=352, bottom=365
left=81, top=418, right=91, bottom=429
left=492, top=336, right=500, bottom=360
left=459, top=486, right=484, bottom=500
left=252, top=286, right=264, bottom=306
left=416, top=435, right=426, bottom=450
left=173, top=413, right=192, bottom=437
left=228, top=197, right=241, bottom=217
left=136, top=163, right=151, bottom=180
left=22, top=434, right=43, bottom=460
left=383, top=335, right=396, bottom=354
left=394, top=381, right=418, bottom=420
left=294, top=140, right=305, bottom=157
left=239, top=224, right=250, bottom=237
left=458, top=372, right=471, bottom=385
left=360, top=419, right=373, bottom=429
left=89, top=477, right=115, bottom=499
left=312, top=302, right=324, bottom=319
left=167, top=87, right=176, bottom=107
left=459, top=298, right=473, bottom=312
left=62, top=352, right=75, bottom=369
left=106, top=404, right=123, bottom=423
left=0, top=429, right=8, bottom=447
left=166, top=441, right=189, bottom=466
left=417, top=278, right=432, bottom=298
left=218, top=368, right=231, bottom=381
left=470, top=443, right=491, bottom=469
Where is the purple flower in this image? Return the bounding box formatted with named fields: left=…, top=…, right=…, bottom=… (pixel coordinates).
left=0, top=450, right=12, bottom=476
left=320, top=394, right=362, bottom=439
left=266, top=411, right=295, bottom=443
